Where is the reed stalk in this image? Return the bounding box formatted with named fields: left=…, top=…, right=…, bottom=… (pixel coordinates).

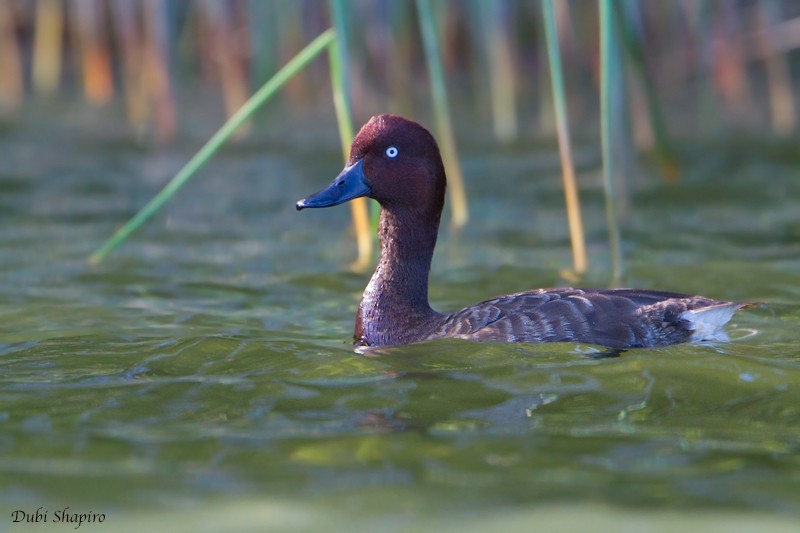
left=88, top=29, right=336, bottom=264
left=479, top=0, right=517, bottom=142
left=280, top=3, right=312, bottom=109
left=246, top=1, right=276, bottom=90
left=142, top=0, right=176, bottom=142
left=110, top=0, right=148, bottom=132
left=758, top=0, right=795, bottom=134
left=200, top=0, right=251, bottom=138
left=329, top=0, right=373, bottom=270
left=677, top=0, right=718, bottom=137
left=541, top=0, right=587, bottom=276
left=0, top=1, right=23, bottom=108
left=600, top=0, right=624, bottom=282
left=613, top=1, right=678, bottom=182
left=387, top=1, right=415, bottom=116
left=72, top=0, right=113, bottom=106
left=33, top=0, right=63, bottom=96
left=712, top=3, right=756, bottom=126
left=536, top=43, right=556, bottom=135
left=415, top=0, right=468, bottom=229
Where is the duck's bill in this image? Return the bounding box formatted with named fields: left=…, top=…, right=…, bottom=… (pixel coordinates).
left=296, top=160, right=371, bottom=210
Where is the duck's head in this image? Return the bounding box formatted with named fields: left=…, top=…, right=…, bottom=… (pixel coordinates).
left=296, top=114, right=446, bottom=216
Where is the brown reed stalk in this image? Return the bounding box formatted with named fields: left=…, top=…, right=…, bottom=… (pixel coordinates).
left=33, top=0, right=64, bottom=96
left=757, top=0, right=795, bottom=134
left=71, top=0, right=113, bottom=106
left=542, top=0, right=587, bottom=276
left=712, top=3, right=756, bottom=126
left=142, top=0, right=176, bottom=142
left=199, top=0, right=251, bottom=138
left=110, top=0, right=148, bottom=131
left=281, top=4, right=312, bottom=108
left=0, top=2, right=22, bottom=109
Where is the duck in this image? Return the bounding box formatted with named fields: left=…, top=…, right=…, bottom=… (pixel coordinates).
left=296, top=114, right=745, bottom=350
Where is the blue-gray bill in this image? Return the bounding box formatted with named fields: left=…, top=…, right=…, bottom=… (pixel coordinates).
left=296, top=160, right=371, bottom=210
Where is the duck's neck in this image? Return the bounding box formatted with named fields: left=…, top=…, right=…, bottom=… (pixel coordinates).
left=355, top=205, right=444, bottom=346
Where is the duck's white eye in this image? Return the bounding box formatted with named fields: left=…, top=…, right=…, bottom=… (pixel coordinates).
left=385, top=146, right=399, bottom=158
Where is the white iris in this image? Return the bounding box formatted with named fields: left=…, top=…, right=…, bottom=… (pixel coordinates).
left=385, top=146, right=398, bottom=158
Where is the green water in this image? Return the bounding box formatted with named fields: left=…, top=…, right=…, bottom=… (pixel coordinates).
left=1, top=106, right=799, bottom=531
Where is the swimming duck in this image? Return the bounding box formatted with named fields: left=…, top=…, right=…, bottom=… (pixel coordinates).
left=297, top=114, right=744, bottom=350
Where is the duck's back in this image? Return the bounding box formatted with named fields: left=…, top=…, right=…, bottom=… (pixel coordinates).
left=435, top=288, right=742, bottom=349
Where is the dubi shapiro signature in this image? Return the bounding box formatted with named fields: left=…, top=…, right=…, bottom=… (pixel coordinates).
left=11, top=507, right=105, bottom=529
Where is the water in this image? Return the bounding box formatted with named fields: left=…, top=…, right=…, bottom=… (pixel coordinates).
left=1, top=105, right=799, bottom=531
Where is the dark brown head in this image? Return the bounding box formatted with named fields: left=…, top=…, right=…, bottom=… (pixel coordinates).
left=296, top=114, right=446, bottom=217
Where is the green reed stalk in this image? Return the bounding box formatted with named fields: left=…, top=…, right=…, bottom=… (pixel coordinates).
left=386, top=1, right=415, bottom=115
left=246, top=0, right=274, bottom=88
left=541, top=0, right=587, bottom=275
left=600, top=0, right=624, bottom=282
left=479, top=0, right=517, bottom=142
left=329, top=0, right=374, bottom=269
left=329, top=1, right=353, bottom=133
left=613, top=1, right=678, bottom=182
left=415, top=0, right=468, bottom=228
left=88, top=29, right=336, bottom=264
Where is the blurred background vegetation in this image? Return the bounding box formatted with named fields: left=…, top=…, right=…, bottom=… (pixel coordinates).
left=2, top=0, right=797, bottom=142
left=1, top=0, right=798, bottom=271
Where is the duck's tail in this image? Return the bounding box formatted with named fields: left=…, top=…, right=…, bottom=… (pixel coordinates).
left=681, top=302, right=748, bottom=342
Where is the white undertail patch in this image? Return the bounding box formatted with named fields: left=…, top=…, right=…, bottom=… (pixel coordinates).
left=681, top=303, right=744, bottom=343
